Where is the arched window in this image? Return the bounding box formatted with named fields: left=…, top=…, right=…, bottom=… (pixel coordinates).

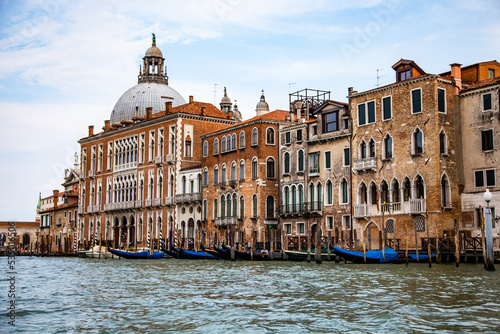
left=369, top=138, right=376, bottom=158
left=232, top=194, right=237, bottom=217
left=284, top=186, right=290, bottom=213
left=384, top=134, right=393, bottom=159
left=441, top=175, right=450, bottom=207
left=439, top=130, right=447, bottom=155
left=370, top=182, right=377, bottom=205
left=266, top=128, right=275, bottom=145
left=221, top=164, right=227, bottom=183
left=251, top=158, right=258, bottom=179
left=380, top=180, right=389, bottom=205
left=221, top=136, right=227, bottom=152
left=213, top=166, right=219, bottom=185
left=326, top=180, right=333, bottom=205
left=284, top=152, right=290, bottom=174
left=252, top=128, right=258, bottom=146
left=266, top=157, right=275, bottom=178
left=185, top=138, right=192, bottom=157
left=298, top=150, right=304, bottom=172
left=239, top=131, right=245, bottom=148
left=317, top=183, right=322, bottom=209
left=231, top=162, right=237, bottom=181
left=226, top=135, right=231, bottom=151
left=221, top=195, right=226, bottom=218
left=252, top=194, right=258, bottom=218
left=266, top=195, right=275, bottom=218
left=413, top=128, right=423, bottom=155
left=360, top=140, right=367, bottom=159
left=214, top=199, right=218, bottom=218
left=239, top=196, right=245, bottom=218
left=359, top=183, right=367, bottom=204
left=226, top=195, right=231, bottom=217
left=309, top=183, right=315, bottom=210
left=298, top=184, right=304, bottom=211
left=239, top=160, right=245, bottom=180
left=232, top=134, right=236, bottom=150
left=203, top=200, right=207, bottom=220
left=203, top=141, right=208, bottom=157
left=392, top=179, right=400, bottom=204
left=214, top=138, right=219, bottom=155
left=341, top=179, right=349, bottom=204
left=291, top=185, right=297, bottom=212
left=403, top=177, right=411, bottom=201
left=203, top=168, right=208, bottom=186
left=415, top=175, right=425, bottom=199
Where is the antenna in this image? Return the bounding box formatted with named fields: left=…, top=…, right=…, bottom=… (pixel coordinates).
left=289, top=82, right=296, bottom=94
left=376, top=69, right=386, bottom=87
left=213, top=83, right=218, bottom=105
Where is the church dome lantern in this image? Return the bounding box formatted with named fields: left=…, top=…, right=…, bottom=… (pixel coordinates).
left=255, top=90, right=270, bottom=116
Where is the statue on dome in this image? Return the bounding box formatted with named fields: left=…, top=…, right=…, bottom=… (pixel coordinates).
left=152, top=33, right=156, bottom=45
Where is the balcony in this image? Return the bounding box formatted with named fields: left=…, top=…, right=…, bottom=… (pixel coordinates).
left=78, top=207, right=84, bottom=214
left=353, top=157, right=377, bottom=172
left=229, top=180, right=237, bottom=188
left=87, top=205, right=93, bottom=213
left=166, top=154, right=175, bottom=164
left=154, top=156, right=163, bottom=165
left=153, top=198, right=162, bottom=206
left=92, top=205, right=100, bottom=212
left=214, top=216, right=238, bottom=226
left=88, top=170, right=95, bottom=178
left=280, top=202, right=322, bottom=216
left=145, top=199, right=152, bottom=207
left=164, top=197, right=174, bottom=206
left=308, top=167, right=319, bottom=177
left=354, top=204, right=368, bottom=218
left=409, top=198, right=426, bottom=214
left=219, top=181, right=227, bottom=189
left=381, top=202, right=402, bottom=213
left=175, top=193, right=202, bottom=204
left=114, top=162, right=137, bottom=172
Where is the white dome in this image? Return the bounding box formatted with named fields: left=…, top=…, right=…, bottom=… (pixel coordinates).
left=110, top=82, right=186, bottom=123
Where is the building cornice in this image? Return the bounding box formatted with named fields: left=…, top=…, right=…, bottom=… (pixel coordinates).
left=201, top=119, right=292, bottom=139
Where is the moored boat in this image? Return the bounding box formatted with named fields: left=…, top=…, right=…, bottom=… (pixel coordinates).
left=332, top=247, right=402, bottom=264
left=408, top=253, right=436, bottom=262
left=284, top=249, right=333, bottom=261
left=78, top=246, right=114, bottom=258
left=163, top=248, right=218, bottom=260
left=107, top=247, right=165, bottom=259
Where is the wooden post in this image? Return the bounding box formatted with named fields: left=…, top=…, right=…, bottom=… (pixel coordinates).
left=381, top=210, right=386, bottom=263
left=99, top=234, right=102, bottom=259
left=454, top=219, right=460, bottom=267
left=270, top=228, right=274, bottom=260
left=250, top=227, right=254, bottom=261
left=327, top=230, right=331, bottom=261
left=393, top=218, right=397, bottom=251
left=426, top=220, right=431, bottom=268
left=481, top=207, right=487, bottom=269
left=307, top=221, right=311, bottom=263
left=315, top=224, right=321, bottom=264
left=405, top=216, right=409, bottom=265
left=230, top=225, right=235, bottom=261
left=414, top=220, right=419, bottom=262
left=435, top=219, right=440, bottom=264
left=362, top=225, right=367, bottom=264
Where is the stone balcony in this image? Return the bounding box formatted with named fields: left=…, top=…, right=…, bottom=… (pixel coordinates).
left=154, top=156, right=163, bottom=165
left=166, top=154, right=175, bottom=164
left=214, top=216, right=238, bottom=226
left=175, top=193, right=202, bottom=204
left=353, top=157, right=377, bottom=172
left=164, top=196, right=175, bottom=206
left=114, top=162, right=137, bottom=172
left=353, top=199, right=427, bottom=218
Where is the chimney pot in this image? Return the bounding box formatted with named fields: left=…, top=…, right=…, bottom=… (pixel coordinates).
left=146, top=107, right=153, bottom=119
left=88, top=125, right=94, bottom=136
left=165, top=102, right=172, bottom=114
left=189, top=95, right=194, bottom=103
left=104, top=120, right=110, bottom=131
left=201, top=106, right=206, bottom=116
left=450, top=63, right=462, bottom=95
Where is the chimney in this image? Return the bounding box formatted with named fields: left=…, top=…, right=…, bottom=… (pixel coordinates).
left=165, top=101, right=172, bottom=114
left=450, top=63, right=462, bottom=95
left=146, top=107, right=153, bottom=119
left=88, top=125, right=94, bottom=136
left=348, top=87, right=354, bottom=96
left=53, top=190, right=59, bottom=207
left=201, top=106, right=206, bottom=116
left=189, top=95, right=194, bottom=103
left=104, top=120, right=110, bottom=131
left=228, top=110, right=233, bottom=119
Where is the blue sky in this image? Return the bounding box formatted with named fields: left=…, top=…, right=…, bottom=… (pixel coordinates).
left=0, top=0, right=499, bottom=221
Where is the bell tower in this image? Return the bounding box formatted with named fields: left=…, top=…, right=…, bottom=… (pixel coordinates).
left=138, top=33, right=169, bottom=84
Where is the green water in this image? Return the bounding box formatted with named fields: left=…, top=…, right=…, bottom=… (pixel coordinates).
left=2, top=257, right=499, bottom=333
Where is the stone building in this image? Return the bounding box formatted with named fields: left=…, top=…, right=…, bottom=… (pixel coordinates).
left=457, top=73, right=500, bottom=241
left=77, top=37, right=236, bottom=250
left=201, top=93, right=292, bottom=250
left=0, top=221, right=39, bottom=250
left=349, top=59, right=461, bottom=251
left=279, top=89, right=352, bottom=250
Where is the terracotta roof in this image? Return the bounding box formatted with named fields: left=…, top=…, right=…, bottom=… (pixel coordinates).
left=392, top=59, right=426, bottom=75
left=350, top=74, right=434, bottom=97
left=461, top=76, right=500, bottom=92
left=236, top=109, right=290, bottom=125
left=172, top=101, right=230, bottom=119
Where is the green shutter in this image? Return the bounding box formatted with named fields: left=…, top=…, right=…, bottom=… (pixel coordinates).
left=367, top=101, right=375, bottom=123
left=358, top=104, right=366, bottom=125
left=412, top=89, right=422, bottom=113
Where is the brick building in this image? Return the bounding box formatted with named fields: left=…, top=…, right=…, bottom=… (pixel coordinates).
left=201, top=93, right=292, bottom=250
left=77, top=38, right=236, bottom=250
left=279, top=89, right=352, bottom=250
left=349, top=59, right=461, bottom=251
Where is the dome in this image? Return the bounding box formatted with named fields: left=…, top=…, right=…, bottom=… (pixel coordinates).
left=255, top=91, right=269, bottom=116
left=221, top=95, right=231, bottom=104
left=110, top=82, right=186, bottom=123
left=145, top=45, right=163, bottom=58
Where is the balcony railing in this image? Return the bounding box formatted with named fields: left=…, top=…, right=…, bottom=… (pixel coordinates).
left=352, top=200, right=426, bottom=219
left=114, top=162, right=137, bottom=172
left=229, top=180, right=237, bottom=188
left=145, top=199, right=152, bottom=207
left=353, top=157, right=377, bottom=172
left=154, top=156, right=163, bottom=165
left=354, top=204, right=368, bottom=218
left=92, top=205, right=100, bottom=212
left=87, top=205, right=93, bottom=213
left=166, top=154, right=175, bottom=164
left=88, top=170, right=95, bottom=178
left=280, top=202, right=322, bottom=215
left=154, top=198, right=162, bottom=206
left=214, top=216, right=238, bottom=226
left=175, top=193, right=202, bottom=204
left=409, top=198, right=426, bottom=214
left=220, top=181, right=227, bottom=189
left=164, top=197, right=174, bottom=206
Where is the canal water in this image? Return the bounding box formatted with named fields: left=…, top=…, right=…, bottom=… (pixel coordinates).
left=2, top=257, right=500, bottom=333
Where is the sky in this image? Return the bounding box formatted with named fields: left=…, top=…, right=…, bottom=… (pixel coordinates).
left=0, top=0, right=499, bottom=221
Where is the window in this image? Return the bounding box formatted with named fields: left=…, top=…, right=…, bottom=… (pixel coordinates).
left=214, top=199, right=218, bottom=218
left=266, top=158, right=275, bottom=178
left=266, top=128, right=275, bottom=144
left=325, top=151, right=331, bottom=169
left=266, top=196, right=275, bottom=218
left=185, top=139, right=192, bottom=157
left=358, top=101, right=375, bottom=126
left=403, top=178, right=411, bottom=201
left=297, top=150, right=304, bottom=172
left=252, top=194, right=258, bottom=218
left=412, top=128, right=423, bottom=155
left=369, top=139, right=375, bottom=158
left=309, top=153, right=319, bottom=175
left=213, top=166, right=219, bottom=185
left=214, top=139, right=219, bottom=155
left=251, top=158, right=258, bottom=179
left=221, top=165, right=227, bottom=183
left=343, top=216, right=351, bottom=230
left=392, top=179, right=400, bottom=203
left=252, top=128, right=258, bottom=146
left=489, top=69, right=495, bottom=79
left=398, top=69, right=411, bottom=82
left=239, top=131, right=245, bottom=149
left=382, top=96, right=392, bottom=120
left=415, top=175, right=425, bottom=199
left=475, top=169, right=496, bottom=188
left=326, top=180, right=333, bottom=205
left=296, top=129, right=302, bottom=142
left=384, top=134, right=393, bottom=159
left=483, top=93, right=492, bottom=111
left=411, top=88, right=422, bottom=114
left=284, top=152, right=290, bottom=174
left=231, top=162, right=237, bottom=181
left=285, top=132, right=291, bottom=144
left=385, top=219, right=394, bottom=233
left=221, top=136, right=226, bottom=152
left=298, top=222, right=305, bottom=234
left=312, top=125, right=317, bottom=135
left=203, top=168, right=208, bottom=186
left=341, top=179, right=348, bottom=204
left=441, top=175, right=451, bottom=207
left=221, top=195, right=226, bottom=218
left=439, top=131, right=447, bottom=155
left=323, top=111, right=339, bottom=132
left=343, top=147, right=350, bottom=167
left=360, top=140, right=367, bottom=159
left=231, top=134, right=236, bottom=150
left=438, top=88, right=446, bottom=113
left=239, top=196, right=245, bottom=218
left=239, top=160, right=245, bottom=181
left=203, top=141, right=208, bottom=157
left=285, top=223, right=292, bottom=235
left=327, top=216, right=334, bottom=230
left=203, top=200, right=207, bottom=220
left=482, top=130, right=494, bottom=151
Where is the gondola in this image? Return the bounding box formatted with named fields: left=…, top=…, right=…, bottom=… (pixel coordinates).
left=201, top=245, right=229, bottom=259
left=332, top=247, right=402, bottom=264
left=162, top=247, right=218, bottom=260
left=408, top=253, right=436, bottom=262
left=220, top=245, right=269, bottom=261
left=284, top=249, right=333, bottom=261
left=107, top=247, right=165, bottom=259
